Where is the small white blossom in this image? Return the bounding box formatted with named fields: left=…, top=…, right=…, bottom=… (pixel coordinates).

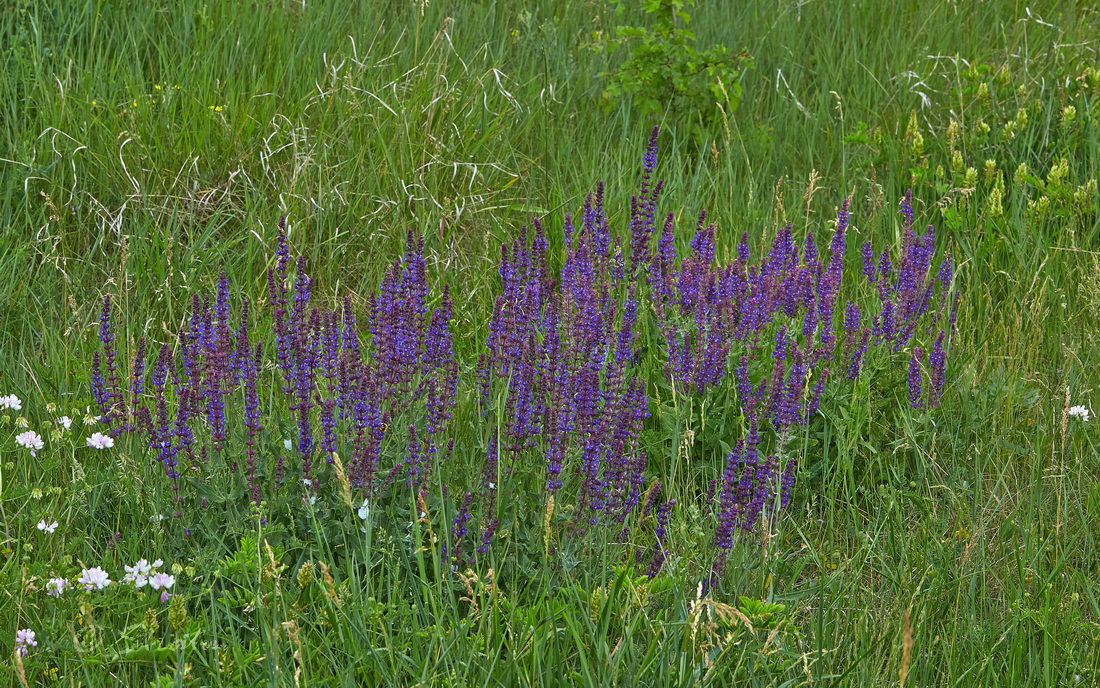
left=57, top=416, right=73, bottom=430
left=1069, top=405, right=1091, bottom=422
left=45, top=578, right=68, bottom=597
left=86, top=432, right=115, bottom=449
left=284, top=439, right=293, bottom=451
left=0, top=394, right=22, bottom=411
left=15, top=416, right=29, bottom=428
left=77, top=566, right=112, bottom=591
left=83, top=406, right=97, bottom=426
left=124, top=559, right=156, bottom=587
left=37, top=519, right=58, bottom=534
left=357, top=499, right=370, bottom=520
left=15, top=430, right=44, bottom=455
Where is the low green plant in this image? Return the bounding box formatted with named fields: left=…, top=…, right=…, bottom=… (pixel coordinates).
left=595, top=0, right=751, bottom=120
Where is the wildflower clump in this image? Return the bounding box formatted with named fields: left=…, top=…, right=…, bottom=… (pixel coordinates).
left=87, top=126, right=953, bottom=582
left=123, top=559, right=164, bottom=588
left=45, top=578, right=68, bottom=598
left=77, top=567, right=112, bottom=591
left=86, top=432, right=115, bottom=449
left=1069, top=405, right=1090, bottom=422
left=14, top=629, right=37, bottom=657
left=15, top=430, right=43, bottom=455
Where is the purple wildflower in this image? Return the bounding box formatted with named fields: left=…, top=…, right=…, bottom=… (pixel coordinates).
left=861, top=241, right=877, bottom=282
left=929, top=331, right=946, bottom=405
left=908, top=347, right=924, bottom=408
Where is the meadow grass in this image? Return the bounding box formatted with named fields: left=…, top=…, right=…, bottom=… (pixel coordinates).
left=2, top=0, right=1100, bottom=685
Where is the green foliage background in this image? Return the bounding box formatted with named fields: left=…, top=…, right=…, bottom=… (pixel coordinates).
left=1, top=0, right=1100, bottom=685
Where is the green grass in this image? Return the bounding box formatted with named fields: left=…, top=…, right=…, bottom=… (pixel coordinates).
left=2, top=0, right=1100, bottom=685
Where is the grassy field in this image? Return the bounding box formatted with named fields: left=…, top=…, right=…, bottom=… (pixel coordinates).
left=2, top=0, right=1100, bottom=685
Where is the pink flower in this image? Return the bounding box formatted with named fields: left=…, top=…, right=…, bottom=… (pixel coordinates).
left=77, top=566, right=112, bottom=591
left=45, top=577, right=68, bottom=597
left=15, top=628, right=36, bottom=656
left=149, top=572, right=175, bottom=591
left=15, top=430, right=43, bottom=456
left=86, top=432, right=115, bottom=449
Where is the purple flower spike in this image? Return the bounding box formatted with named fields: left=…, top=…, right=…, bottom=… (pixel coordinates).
left=908, top=347, right=924, bottom=408
left=476, top=518, right=499, bottom=556
left=276, top=216, right=291, bottom=275
left=929, top=331, right=946, bottom=405
left=861, top=241, right=877, bottom=282
left=447, top=492, right=475, bottom=563
left=243, top=342, right=263, bottom=503
left=98, top=295, right=125, bottom=429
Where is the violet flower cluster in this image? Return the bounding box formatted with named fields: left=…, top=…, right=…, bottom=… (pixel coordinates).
left=89, top=126, right=954, bottom=575
left=638, top=159, right=954, bottom=552
left=475, top=207, right=651, bottom=536
left=93, top=223, right=456, bottom=522
left=469, top=128, right=952, bottom=568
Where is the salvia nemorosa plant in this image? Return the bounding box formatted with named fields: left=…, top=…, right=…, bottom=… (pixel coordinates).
left=642, top=183, right=955, bottom=576
left=91, top=126, right=954, bottom=582
left=93, top=222, right=457, bottom=525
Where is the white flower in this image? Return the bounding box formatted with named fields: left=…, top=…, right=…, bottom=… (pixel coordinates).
left=15, top=430, right=43, bottom=455
left=148, top=572, right=175, bottom=591
left=301, top=478, right=313, bottom=487
left=0, top=394, right=22, bottom=411
left=86, top=432, right=115, bottom=449
left=15, top=416, right=28, bottom=428
left=284, top=439, right=294, bottom=451
left=77, top=566, right=112, bottom=591
left=57, top=416, right=73, bottom=430
left=37, top=519, right=59, bottom=534
left=152, top=559, right=164, bottom=569
left=1069, top=405, right=1091, bottom=422
left=45, top=578, right=68, bottom=597
left=357, top=499, right=370, bottom=520
left=124, top=559, right=156, bottom=587
left=83, top=406, right=97, bottom=426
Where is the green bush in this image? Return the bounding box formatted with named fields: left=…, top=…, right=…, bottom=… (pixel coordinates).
left=595, top=0, right=752, bottom=120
